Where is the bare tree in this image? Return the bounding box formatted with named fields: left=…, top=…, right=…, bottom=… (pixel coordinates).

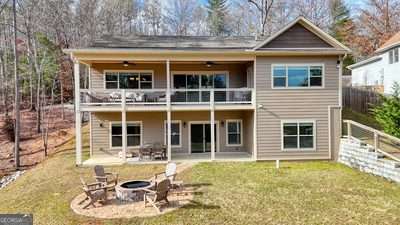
left=248, top=0, right=275, bottom=36
left=12, top=0, right=20, bottom=168
left=164, top=0, right=199, bottom=35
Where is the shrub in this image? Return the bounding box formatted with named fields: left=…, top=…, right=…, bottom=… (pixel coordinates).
left=372, top=82, right=400, bottom=138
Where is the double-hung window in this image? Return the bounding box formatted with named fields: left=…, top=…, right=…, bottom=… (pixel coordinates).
left=226, top=120, right=242, bottom=146
left=272, top=65, right=323, bottom=88
left=282, top=121, right=315, bottom=150
left=164, top=121, right=181, bottom=147
left=394, top=48, right=399, bottom=63
left=105, top=71, right=153, bottom=89
left=111, top=122, right=142, bottom=148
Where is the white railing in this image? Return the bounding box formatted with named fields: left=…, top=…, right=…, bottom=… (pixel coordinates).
left=80, top=89, right=167, bottom=105
left=171, top=88, right=254, bottom=104
left=344, top=120, right=400, bottom=162
left=81, top=88, right=255, bottom=106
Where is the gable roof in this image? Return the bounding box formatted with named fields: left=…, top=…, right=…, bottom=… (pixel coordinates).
left=375, top=31, right=400, bottom=53
left=253, top=16, right=351, bottom=52
left=347, top=55, right=382, bottom=70
left=90, top=35, right=263, bottom=50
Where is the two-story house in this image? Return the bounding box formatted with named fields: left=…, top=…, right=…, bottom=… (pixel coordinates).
left=65, top=17, right=350, bottom=166
left=349, top=31, right=400, bottom=94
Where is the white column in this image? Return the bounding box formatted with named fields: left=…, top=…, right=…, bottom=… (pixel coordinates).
left=121, top=89, right=127, bottom=162
left=210, top=90, right=215, bottom=161
left=166, top=60, right=172, bottom=161
left=74, top=60, right=82, bottom=165
left=252, top=58, right=258, bottom=161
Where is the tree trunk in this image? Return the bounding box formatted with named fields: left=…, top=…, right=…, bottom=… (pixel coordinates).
left=13, top=0, right=20, bottom=169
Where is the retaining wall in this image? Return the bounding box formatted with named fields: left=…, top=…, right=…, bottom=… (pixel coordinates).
left=339, top=138, right=400, bottom=183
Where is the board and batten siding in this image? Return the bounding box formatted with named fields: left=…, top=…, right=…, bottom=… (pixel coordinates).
left=89, top=63, right=249, bottom=90
left=255, top=56, right=340, bottom=160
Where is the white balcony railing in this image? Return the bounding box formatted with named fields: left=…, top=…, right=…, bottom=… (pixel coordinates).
left=80, top=89, right=167, bottom=105
left=80, top=88, right=254, bottom=106
left=171, top=88, right=253, bottom=104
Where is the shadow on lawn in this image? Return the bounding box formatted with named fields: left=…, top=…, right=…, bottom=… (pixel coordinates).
left=182, top=200, right=220, bottom=210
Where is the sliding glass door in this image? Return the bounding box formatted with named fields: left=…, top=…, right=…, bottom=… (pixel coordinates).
left=190, top=123, right=218, bottom=153
left=172, top=73, right=227, bottom=102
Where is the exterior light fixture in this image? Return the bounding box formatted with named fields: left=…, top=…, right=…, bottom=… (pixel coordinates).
left=123, top=61, right=129, bottom=67
left=205, top=61, right=215, bottom=67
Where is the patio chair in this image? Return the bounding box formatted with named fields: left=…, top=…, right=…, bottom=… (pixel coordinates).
left=153, top=162, right=183, bottom=190
left=152, top=142, right=166, bottom=160
left=79, top=177, right=108, bottom=209
left=143, top=178, right=171, bottom=213
left=139, top=143, right=153, bottom=160
left=93, top=165, right=118, bottom=190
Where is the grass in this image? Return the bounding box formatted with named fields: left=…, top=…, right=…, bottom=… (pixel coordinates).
left=342, top=107, right=381, bottom=130
left=1, top=127, right=400, bottom=224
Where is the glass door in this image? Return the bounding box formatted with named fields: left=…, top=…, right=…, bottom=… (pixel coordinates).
left=191, top=124, right=204, bottom=153
left=191, top=123, right=217, bottom=153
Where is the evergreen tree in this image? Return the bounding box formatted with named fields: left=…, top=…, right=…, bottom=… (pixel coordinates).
left=372, top=83, right=400, bottom=138
left=206, top=0, right=229, bottom=36
left=329, top=0, right=350, bottom=42
left=329, top=0, right=354, bottom=74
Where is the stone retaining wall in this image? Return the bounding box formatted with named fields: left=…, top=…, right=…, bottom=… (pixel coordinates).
left=339, top=138, right=400, bottom=183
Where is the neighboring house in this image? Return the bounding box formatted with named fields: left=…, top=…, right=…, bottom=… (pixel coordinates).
left=348, top=31, right=400, bottom=94
left=65, top=17, right=350, bottom=166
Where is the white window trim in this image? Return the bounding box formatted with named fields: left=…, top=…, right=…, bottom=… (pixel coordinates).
left=104, top=70, right=154, bottom=89
left=280, top=120, right=316, bottom=151
left=171, top=71, right=230, bottom=89
left=109, top=121, right=143, bottom=150
left=163, top=120, right=182, bottom=148
left=226, top=119, right=243, bottom=147
left=271, top=64, right=325, bottom=89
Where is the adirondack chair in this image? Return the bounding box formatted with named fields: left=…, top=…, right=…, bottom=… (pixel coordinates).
left=93, top=165, right=118, bottom=190
left=143, top=178, right=171, bottom=213
left=79, top=177, right=108, bottom=209
left=152, top=162, right=183, bottom=189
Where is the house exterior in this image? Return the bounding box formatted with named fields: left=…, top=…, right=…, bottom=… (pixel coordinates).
left=65, top=17, right=350, bottom=166
left=348, top=31, right=400, bottom=94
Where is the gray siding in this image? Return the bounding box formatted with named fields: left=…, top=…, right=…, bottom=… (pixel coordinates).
left=255, top=56, right=339, bottom=160
left=90, top=111, right=253, bottom=157
left=90, top=63, right=249, bottom=90
left=261, top=23, right=333, bottom=49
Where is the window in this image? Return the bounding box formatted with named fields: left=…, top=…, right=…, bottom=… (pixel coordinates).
left=110, top=122, right=142, bottom=148
left=105, top=73, right=118, bottom=89
left=389, top=50, right=394, bottom=64
left=272, top=65, right=323, bottom=88
left=226, top=120, right=242, bottom=146
left=173, top=73, right=227, bottom=89
left=104, top=71, right=153, bottom=89
left=282, top=121, right=315, bottom=150
left=394, top=48, right=399, bottom=63
left=164, top=121, right=181, bottom=147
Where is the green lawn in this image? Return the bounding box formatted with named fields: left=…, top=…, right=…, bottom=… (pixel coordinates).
left=1, top=128, right=400, bottom=224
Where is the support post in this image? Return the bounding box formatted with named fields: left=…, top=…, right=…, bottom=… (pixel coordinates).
left=74, top=61, right=82, bottom=165
left=210, top=90, right=215, bottom=161
left=374, top=132, right=379, bottom=151
left=347, top=121, right=352, bottom=139
left=166, top=60, right=171, bottom=161
left=121, top=89, right=127, bottom=162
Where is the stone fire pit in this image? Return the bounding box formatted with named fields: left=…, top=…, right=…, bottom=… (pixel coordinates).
left=115, top=180, right=153, bottom=202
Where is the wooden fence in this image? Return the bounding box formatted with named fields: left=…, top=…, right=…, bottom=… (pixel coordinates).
left=342, top=87, right=382, bottom=113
